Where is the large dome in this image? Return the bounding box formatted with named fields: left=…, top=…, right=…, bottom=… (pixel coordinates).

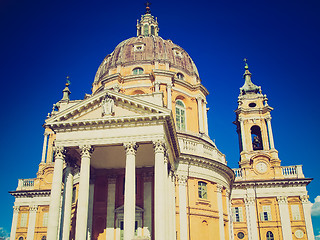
left=94, top=36, right=199, bottom=84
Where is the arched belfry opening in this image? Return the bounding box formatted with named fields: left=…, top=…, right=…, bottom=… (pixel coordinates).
left=251, top=125, right=263, bottom=150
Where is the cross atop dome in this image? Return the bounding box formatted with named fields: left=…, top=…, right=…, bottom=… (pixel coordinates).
left=136, top=2, right=159, bottom=37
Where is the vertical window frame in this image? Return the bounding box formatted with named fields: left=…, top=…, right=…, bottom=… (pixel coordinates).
left=175, top=100, right=186, bottom=131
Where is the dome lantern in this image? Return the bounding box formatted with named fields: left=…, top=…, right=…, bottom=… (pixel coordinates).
left=136, top=2, right=159, bottom=37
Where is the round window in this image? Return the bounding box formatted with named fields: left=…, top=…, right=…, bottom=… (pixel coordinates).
left=249, top=102, right=256, bottom=107
left=294, top=230, right=304, bottom=238
left=237, top=232, right=245, bottom=239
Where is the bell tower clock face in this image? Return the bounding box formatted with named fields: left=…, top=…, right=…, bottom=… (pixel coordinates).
left=255, top=162, right=268, bottom=173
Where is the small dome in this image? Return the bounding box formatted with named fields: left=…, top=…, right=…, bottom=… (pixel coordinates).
left=94, top=36, right=199, bottom=84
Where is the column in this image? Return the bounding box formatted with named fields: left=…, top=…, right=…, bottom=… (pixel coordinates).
left=167, top=83, right=172, bottom=110
left=47, top=146, right=65, bottom=240
left=226, top=189, right=234, bottom=240
left=153, top=140, right=166, bottom=240
left=277, top=196, right=293, bottom=240
left=164, top=153, right=170, bottom=240
left=106, top=177, right=117, bottom=240
left=196, top=97, right=204, bottom=133
left=87, top=181, right=95, bottom=240
left=300, top=195, right=315, bottom=240
left=62, top=164, right=74, bottom=240
left=143, top=173, right=152, bottom=238
left=124, top=142, right=138, bottom=240
left=26, top=205, right=38, bottom=240
left=41, top=132, right=49, bottom=163
left=203, top=101, right=208, bottom=135
left=266, top=117, right=275, bottom=149
left=244, top=196, right=259, bottom=240
left=75, top=145, right=94, bottom=240
left=178, top=175, right=188, bottom=240
left=217, top=185, right=225, bottom=240
left=9, top=206, right=19, bottom=240
left=239, top=118, right=247, bottom=151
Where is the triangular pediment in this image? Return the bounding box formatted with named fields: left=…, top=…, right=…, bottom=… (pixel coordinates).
left=45, top=89, right=171, bottom=127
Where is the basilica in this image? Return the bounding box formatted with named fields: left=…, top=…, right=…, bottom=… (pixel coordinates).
left=9, top=6, right=315, bottom=240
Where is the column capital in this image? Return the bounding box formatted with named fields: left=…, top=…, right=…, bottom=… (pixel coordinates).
left=29, top=205, right=38, bottom=212
left=196, top=96, right=203, bottom=102
left=266, top=116, right=272, bottom=121
left=244, top=196, right=255, bottom=205
left=177, top=175, right=188, bottom=186
left=142, top=172, right=154, bottom=182
left=225, top=188, right=231, bottom=197
left=107, top=176, right=117, bottom=184
left=124, top=142, right=138, bottom=155
left=300, top=195, right=309, bottom=203
left=54, top=146, right=66, bottom=159
left=153, top=139, right=166, bottom=154
left=277, top=196, right=288, bottom=204
left=167, top=83, right=173, bottom=88
left=216, top=184, right=223, bottom=193
left=80, top=145, right=94, bottom=158
left=13, top=206, right=20, bottom=213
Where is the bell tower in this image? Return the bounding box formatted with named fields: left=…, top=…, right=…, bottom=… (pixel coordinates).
left=234, top=60, right=281, bottom=179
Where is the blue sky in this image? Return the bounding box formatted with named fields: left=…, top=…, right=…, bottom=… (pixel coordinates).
left=1, top=0, right=320, bottom=237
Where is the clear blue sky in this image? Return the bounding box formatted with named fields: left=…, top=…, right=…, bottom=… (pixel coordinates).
left=1, top=0, right=320, bottom=237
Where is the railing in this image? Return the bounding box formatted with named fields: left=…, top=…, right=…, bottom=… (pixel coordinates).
left=233, top=165, right=305, bottom=181
left=282, top=165, right=304, bottom=178
left=178, top=135, right=226, bottom=164
left=17, top=178, right=35, bottom=190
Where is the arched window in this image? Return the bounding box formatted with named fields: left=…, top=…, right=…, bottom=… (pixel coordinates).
left=133, top=67, right=144, bottom=75
left=266, top=231, right=274, bottom=240
left=251, top=125, right=263, bottom=150
left=18, top=237, right=24, bottom=240
left=41, top=236, right=47, bottom=240
left=151, top=25, right=155, bottom=35
left=198, top=181, right=207, bottom=199
left=144, top=24, right=149, bottom=36
left=175, top=100, right=186, bottom=131
left=177, top=73, right=184, bottom=80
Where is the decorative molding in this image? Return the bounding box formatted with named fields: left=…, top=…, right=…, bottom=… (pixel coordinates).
left=54, top=146, right=66, bottom=159
left=277, top=196, right=288, bottom=204
left=177, top=175, right=188, bottom=186
left=9, top=190, right=51, bottom=198
left=124, top=142, right=138, bottom=155
left=300, top=195, right=309, bottom=203
left=13, top=206, right=20, bottom=213
left=152, top=139, right=166, bottom=154
left=80, top=145, right=94, bottom=158
left=29, top=205, right=38, bottom=212
left=216, top=184, right=223, bottom=193
left=244, top=196, right=255, bottom=205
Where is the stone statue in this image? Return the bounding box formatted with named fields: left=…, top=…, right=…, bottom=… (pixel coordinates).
left=102, top=95, right=115, bottom=116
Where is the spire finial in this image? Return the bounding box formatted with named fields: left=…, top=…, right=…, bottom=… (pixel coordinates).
left=66, top=76, right=71, bottom=86
left=243, top=58, right=249, bottom=69
left=145, top=1, right=151, bottom=14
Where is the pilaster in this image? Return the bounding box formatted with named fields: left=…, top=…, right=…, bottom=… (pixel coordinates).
left=277, top=196, right=293, bottom=240
left=217, top=184, right=225, bottom=240
left=106, top=177, right=117, bottom=240
left=177, top=174, right=188, bottom=240
left=300, top=195, right=315, bottom=240
left=26, top=205, right=38, bottom=240
left=244, top=196, right=258, bottom=240
left=9, top=206, right=19, bottom=240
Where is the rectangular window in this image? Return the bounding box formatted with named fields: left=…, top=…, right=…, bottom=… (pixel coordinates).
left=260, top=205, right=272, bottom=221
left=291, top=205, right=301, bottom=220
left=232, top=207, right=244, bottom=222
left=42, top=212, right=49, bottom=227
left=72, top=187, right=77, bottom=203
left=198, top=181, right=207, bottom=199
left=20, top=213, right=28, bottom=227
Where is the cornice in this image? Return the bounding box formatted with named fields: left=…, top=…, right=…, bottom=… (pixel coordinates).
left=232, top=178, right=313, bottom=188
left=179, top=155, right=235, bottom=184
left=9, top=190, right=51, bottom=198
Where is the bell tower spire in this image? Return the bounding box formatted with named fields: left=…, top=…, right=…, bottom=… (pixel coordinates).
left=234, top=60, right=280, bottom=179
left=136, top=2, right=159, bottom=37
